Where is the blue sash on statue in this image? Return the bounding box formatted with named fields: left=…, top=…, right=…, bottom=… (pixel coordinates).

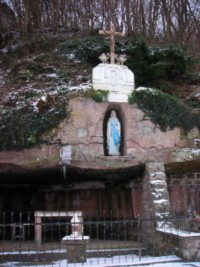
left=111, top=123, right=120, bottom=146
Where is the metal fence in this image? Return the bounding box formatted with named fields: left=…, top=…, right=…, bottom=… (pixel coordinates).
left=0, top=211, right=199, bottom=266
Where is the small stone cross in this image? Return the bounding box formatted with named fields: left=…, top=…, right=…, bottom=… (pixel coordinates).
left=99, top=22, right=125, bottom=64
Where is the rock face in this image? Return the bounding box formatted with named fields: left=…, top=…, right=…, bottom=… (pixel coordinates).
left=43, top=97, right=184, bottom=162
left=0, top=96, right=199, bottom=176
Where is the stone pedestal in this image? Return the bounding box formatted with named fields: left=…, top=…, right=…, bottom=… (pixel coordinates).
left=62, top=236, right=89, bottom=263
left=62, top=212, right=90, bottom=263
left=92, top=63, right=134, bottom=102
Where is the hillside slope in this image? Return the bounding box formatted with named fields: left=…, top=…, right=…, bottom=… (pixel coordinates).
left=0, top=31, right=199, bottom=151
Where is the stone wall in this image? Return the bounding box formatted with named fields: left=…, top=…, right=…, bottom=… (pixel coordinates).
left=157, top=230, right=200, bottom=260
left=141, top=162, right=170, bottom=244
left=142, top=162, right=170, bottom=217
left=168, top=172, right=200, bottom=214
left=0, top=184, right=134, bottom=216
left=141, top=165, right=200, bottom=261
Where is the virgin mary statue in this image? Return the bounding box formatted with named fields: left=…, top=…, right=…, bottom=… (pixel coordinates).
left=107, top=110, right=121, bottom=156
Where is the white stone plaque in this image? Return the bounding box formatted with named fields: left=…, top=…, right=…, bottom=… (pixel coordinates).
left=60, top=144, right=71, bottom=164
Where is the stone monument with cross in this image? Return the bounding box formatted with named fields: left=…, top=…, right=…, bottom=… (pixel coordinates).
left=92, top=22, right=134, bottom=102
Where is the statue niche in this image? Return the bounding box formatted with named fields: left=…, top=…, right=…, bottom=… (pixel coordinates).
left=104, top=109, right=124, bottom=156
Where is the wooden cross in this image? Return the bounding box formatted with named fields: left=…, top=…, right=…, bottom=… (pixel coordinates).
left=99, top=22, right=125, bottom=64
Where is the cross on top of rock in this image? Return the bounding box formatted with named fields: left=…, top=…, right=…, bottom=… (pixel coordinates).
left=99, top=22, right=125, bottom=64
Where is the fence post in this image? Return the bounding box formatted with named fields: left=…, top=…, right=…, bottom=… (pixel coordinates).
left=137, top=214, right=141, bottom=243
left=35, top=216, right=42, bottom=245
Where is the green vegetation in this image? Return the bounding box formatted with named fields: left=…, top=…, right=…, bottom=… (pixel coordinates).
left=128, top=88, right=200, bottom=132
left=10, top=61, right=47, bottom=82
left=86, top=88, right=109, bottom=102
left=125, top=40, right=192, bottom=88
left=58, top=37, right=194, bottom=89
left=2, top=35, right=195, bottom=89
left=187, top=95, right=200, bottom=109
left=58, top=36, right=109, bottom=65
left=0, top=97, right=67, bottom=150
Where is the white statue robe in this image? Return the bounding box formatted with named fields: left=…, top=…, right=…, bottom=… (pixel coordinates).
left=107, top=115, right=121, bottom=156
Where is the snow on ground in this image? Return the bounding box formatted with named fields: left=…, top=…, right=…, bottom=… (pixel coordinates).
left=157, top=227, right=200, bottom=237
left=1, top=253, right=200, bottom=267
left=50, top=256, right=199, bottom=267
left=0, top=249, right=200, bottom=267
left=0, top=80, right=92, bottom=113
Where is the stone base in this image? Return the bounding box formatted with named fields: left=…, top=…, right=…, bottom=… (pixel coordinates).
left=66, top=240, right=87, bottom=263
left=108, top=91, right=129, bottom=102
left=92, top=63, right=134, bottom=103
left=62, top=236, right=89, bottom=263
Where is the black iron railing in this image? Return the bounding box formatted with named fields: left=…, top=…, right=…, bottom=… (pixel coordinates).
left=0, top=211, right=199, bottom=266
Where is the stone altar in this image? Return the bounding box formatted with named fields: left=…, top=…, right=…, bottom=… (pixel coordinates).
left=34, top=211, right=83, bottom=245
